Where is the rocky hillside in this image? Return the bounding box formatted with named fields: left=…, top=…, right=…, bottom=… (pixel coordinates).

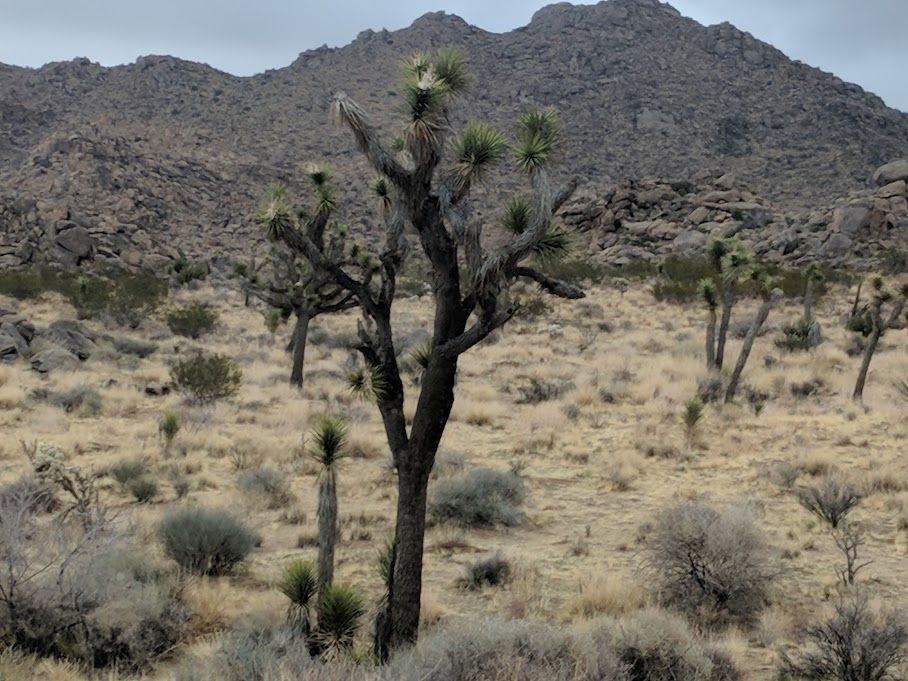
left=2, top=0, right=908, bottom=270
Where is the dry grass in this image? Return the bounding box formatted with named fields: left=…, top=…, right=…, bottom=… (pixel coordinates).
left=2, top=280, right=908, bottom=679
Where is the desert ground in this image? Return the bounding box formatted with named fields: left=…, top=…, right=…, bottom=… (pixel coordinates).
left=1, top=278, right=906, bottom=679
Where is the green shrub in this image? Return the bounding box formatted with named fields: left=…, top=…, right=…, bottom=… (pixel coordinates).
left=430, top=467, right=525, bottom=527
left=170, top=352, right=242, bottom=403
left=157, top=507, right=259, bottom=575
left=165, top=302, right=218, bottom=339
left=776, top=316, right=820, bottom=351
left=171, top=252, right=209, bottom=285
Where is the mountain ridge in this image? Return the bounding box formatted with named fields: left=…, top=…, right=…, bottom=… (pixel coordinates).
left=2, top=0, right=907, bottom=270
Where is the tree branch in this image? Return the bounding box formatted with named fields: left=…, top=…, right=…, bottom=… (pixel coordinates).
left=513, top=266, right=585, bottom=299
left=332, top=93, right=410, bottom=189
left=436, top=307, right=515, bottom=359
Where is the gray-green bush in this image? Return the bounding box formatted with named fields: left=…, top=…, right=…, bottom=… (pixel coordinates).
left=170, top=352, right=242, bottom=403
left=165, top=302, right=218, bottom=338
left=429, top=468, right=525, bottom=527
left=157, top=507, right=259, bottom=575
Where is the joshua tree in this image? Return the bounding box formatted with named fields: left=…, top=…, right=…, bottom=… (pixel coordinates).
left=725, top=273, right=783, bottom=403
left=277, top=559, right=317, bottom=639
left=851, top=278, right=908, bottom=402
left=705, top=239, right=753, bottom=371
left=308, top=415, right=347, bottom=602
left=255, top=49, right=584, bottom=654
left=802, top=263, right=825, bottom=321
left=249, top=180, right=358, bottom=388
left=697, top=278, right=718, bottom=370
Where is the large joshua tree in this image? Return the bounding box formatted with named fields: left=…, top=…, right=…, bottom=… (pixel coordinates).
left=255, top=49, right=583, bottom=653
left=851, top=277, right=908, bottom=402
left=699, top=238, right=755, bottom=371
left=251, top=180, right=358, bottom=388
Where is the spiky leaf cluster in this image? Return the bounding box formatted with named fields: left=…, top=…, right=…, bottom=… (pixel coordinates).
left=256, top=183, right=295, bottom=241
left=449, top=120, right=507, bottom=187
left=346, top=365, right=388, bottom=402
left=278, top=559, right=317, bottom=612
left=514, top=107, right=563, bottom=171
left=308, top=415, right=348, bottom=470
left=316, top=584, right=365, bottom=653
left=697, top=277, right=718, bottom=309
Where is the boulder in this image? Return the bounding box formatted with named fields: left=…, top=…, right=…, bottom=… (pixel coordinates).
left=688, top=206, right=710, bottom=225
left=0, top=331, right=23, bottom=361
left=829, top=203, right=871, bottom=237
left=672, top=229, right=708, bottom=252
left=55, top=225, right=95, bottom=258
left=822, top=232, right=853, bottom=257
left=38, top=320, right=96, bottom=360
left=30, top=347, right=79, bottom=373
left=873, top=160, right=908, bottom=187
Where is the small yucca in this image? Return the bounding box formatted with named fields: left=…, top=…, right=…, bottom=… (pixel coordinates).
left=256, top=183, right=295, bottom=240
left=697, top=278, right=718, bottom=309
left=316, top=583, right=365, bottom=655
left=347, top=365, right=387, bottom=402
left=308, top=415, right=348, bottom=471
left=278, top=559, right=317, bottom=636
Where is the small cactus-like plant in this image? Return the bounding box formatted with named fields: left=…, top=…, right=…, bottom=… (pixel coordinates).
left=159, top=412, right=180, bottom=448
left=682, top=397, right=704, bottom=447
left=315, top=583, right=365, bottom=656
left=308, top=416, right=348, bottom=602
left=277, top=559, right=317, bottom=637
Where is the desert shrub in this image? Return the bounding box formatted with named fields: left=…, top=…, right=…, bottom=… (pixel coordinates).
left=795, top=476, right=863, bottom=529
left=776, top=317, right=822, bottom=351
left=518, top=295, right=553, bottom=319
left=0, top=475, right=57, bottom=513
left=643, top=501, right=774, bottom=625
left=108, top=457, right=149, bottom=487
left=171, top=252, right=209, bottom=285
left=0, top=266, right=167, bottom=327
left=157, top=507, right=258, bottom=575
left=277, top=559, right=317, bottom=635
left=781, top=594, right=908, bottom=681
left=160, top=411, right=181, bottom=447
left=48, top=384, right=102, bottom=416
left=460, top=554, right=511, bottom=590
left=429, top=467, right=525, bottom=527
left=389, top=617, right=623, bottom=681
left=109, top=335, right=158, bottom=358
left=515, top=377, right=575, bottom=404
left=0, top=490, right=186, bottom=672
left=540, top=258, right=610, bottom=285
left=609, top=607, right=740, bottom=681
left=165, top=302, right=218, bottom=338
left=238, top=465, right=293, bottom=509
left=127, top=476, right=158, bottom=503
left=170, top=352, right=242, bottom=403
left=175, top=627, right=319, bottom=681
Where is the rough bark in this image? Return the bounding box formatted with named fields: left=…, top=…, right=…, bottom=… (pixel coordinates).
left=705, top=307, right=717, bottom=370
left=289, top=310, right=310, bottom=388
left=715, top=287, right=733, bottom=370
left=725, top=292, right=779, bottom=403
left=804, top=278, right=815, bottom=320
left=316, top=475, right=337, bottom=601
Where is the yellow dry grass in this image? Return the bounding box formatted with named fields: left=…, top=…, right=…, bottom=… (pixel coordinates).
left=1, top=280, right=907, bottom=679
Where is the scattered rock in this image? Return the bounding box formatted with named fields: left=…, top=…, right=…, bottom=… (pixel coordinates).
left=873, top=159, right=908, bottom=187
left=30, top=347, right=80, bottom=373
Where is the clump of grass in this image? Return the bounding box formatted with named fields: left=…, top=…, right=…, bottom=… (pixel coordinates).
left=127, top=476, right=158, bottom=503
left=48, top=384, right=102, bottom=416
left=795, top=475, right=863, bottom=529
left=237, top=465, right=294, bottom=509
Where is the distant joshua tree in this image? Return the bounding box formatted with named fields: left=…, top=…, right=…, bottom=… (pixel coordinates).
left=699, top=239, right=754, bottom=372
left=850, top=277, right=908, bottom=402
left=254, top=48, right=584, bottom=655
left=248, top=178, right=358, bottom=388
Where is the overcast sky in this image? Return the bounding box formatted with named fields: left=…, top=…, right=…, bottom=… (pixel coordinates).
left=1, top=1, right=905, bottom=111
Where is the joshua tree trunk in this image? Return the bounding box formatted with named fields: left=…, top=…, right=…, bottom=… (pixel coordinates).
left=289, top=310, right=310, bottom=388
left=715, top=288, right=733, bottom=370
left=316, top=474, right=337, bottom=599
left=705, top=307, right=717, bottom=370
left=850, top=279, right=863, bottom=318
left=852, top=327, right=880, bottom=403
left=725, top=291, right=780, bottom=403
left=804, top=278, right=815, bottom=320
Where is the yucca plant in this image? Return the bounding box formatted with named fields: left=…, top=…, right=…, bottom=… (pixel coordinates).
left=725, top=270, right=782, bottom=403
left=315, top=583, right=365, bottom=658
left=682, top=397, right=704, bottom=448
left=158, top=412, right=180, bottom=450
left=347, top=365, right=388, bottom=402
left=852, top=279, right=908, bottom=402
left=697, top=278, right=718, bottom=370
left=308, top=415, right=348, bottom=602
left=277, top=559, right=317, bottom=638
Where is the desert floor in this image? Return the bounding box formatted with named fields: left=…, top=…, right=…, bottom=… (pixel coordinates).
left=1, top=280, right=906, bottom=679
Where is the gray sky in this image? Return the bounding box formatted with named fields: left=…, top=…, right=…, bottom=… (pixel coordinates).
left=1, top=1, right=905, bottom=111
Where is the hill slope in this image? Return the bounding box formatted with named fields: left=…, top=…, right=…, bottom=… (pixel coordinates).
left=2, top=0, right=907, bottom=268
